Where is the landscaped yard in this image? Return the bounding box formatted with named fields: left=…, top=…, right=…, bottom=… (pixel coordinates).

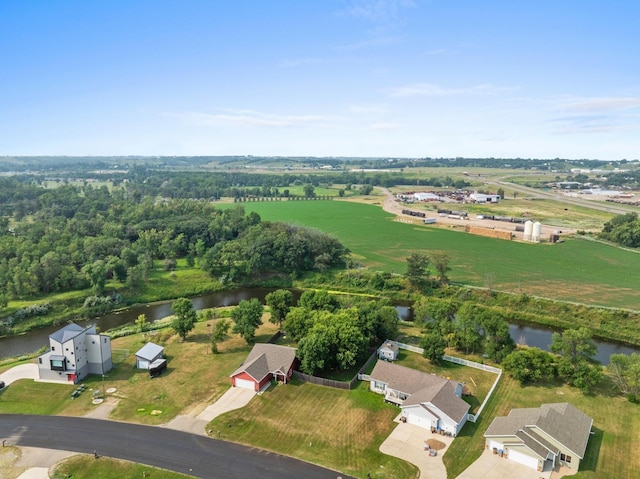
left=207, top=379, right=418, bottom=479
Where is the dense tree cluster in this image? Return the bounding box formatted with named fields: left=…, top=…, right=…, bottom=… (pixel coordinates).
left=283, top=291, right=399, bottom=375
left=414, top=298, right=515, bottom=363
left=0, top=182, right=349, bottom=311
left=503, top=327, right=602, bottom=393
left=599, top=213, right=640, bottom=248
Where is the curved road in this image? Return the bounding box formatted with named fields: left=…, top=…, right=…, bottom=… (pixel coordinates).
left=0, top=414, right=350, bottom=479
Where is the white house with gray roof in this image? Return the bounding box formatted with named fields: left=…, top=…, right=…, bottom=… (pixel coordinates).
left=484, top=403, right=593, bottom=472
left=135, top=342, right=164, bottom=369
left=368, top=361, right=470, bottom=436
left=37, top=323, right=112, bottom=384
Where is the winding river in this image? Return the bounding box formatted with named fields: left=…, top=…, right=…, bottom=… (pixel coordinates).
left=0, top=288, right=637, bottom=364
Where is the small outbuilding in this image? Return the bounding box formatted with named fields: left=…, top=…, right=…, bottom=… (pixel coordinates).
left=378, top=341, right=399, bottom=361
left=135, top=342, right=164, bottom=369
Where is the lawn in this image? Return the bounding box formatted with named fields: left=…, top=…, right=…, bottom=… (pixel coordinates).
left=0, top=380, right=94, bottom=416
left=206, top=379, right=418, bottom=479
left=237, top=200, right=640, bottom=309
left=52, top=455, right=192, bottom=479
left=443, top=373, right=640, bottom=479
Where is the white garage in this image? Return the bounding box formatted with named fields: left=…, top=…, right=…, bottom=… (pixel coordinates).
left=507, top=448, right=540, bottom=470
left=234, top=377, right=257, bottom=390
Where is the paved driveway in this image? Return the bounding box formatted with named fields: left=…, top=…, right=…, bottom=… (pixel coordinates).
left=0, top=363, right=38, bottom=386
left=380, top=418, right=453, bottom=479
left=456, top=449, right=552, bottom=479
left=197, top=386, right=256, bottom=422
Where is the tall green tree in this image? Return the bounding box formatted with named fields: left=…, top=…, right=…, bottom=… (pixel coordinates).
left=231, top=298, right=264, bottom=344
left=420, top=332, right=447, bottom=363
left=551, top=328, right=601, bottom=392
left=171, top=297, right=197, bottom=340
left=265, top=289, right=293, bottom=329
left=608, top=353, right=640, bottom=402
left=405, top=253, right=430, bottom=286
left=211, top=319, right=231, bottom=354
left=503, top=347, right=556, bottom=384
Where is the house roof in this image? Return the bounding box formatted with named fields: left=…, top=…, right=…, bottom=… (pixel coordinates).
left=135, top=342, right=164, bottom=362
left=231, top=344, right=297, bottom=383
left=484, top=403, right=593, bottom=459
left=49, top=323, right=86, bottom=344
left=370, top=361, right=470, bottom=423
left=379, top=341, right=398, bottom=352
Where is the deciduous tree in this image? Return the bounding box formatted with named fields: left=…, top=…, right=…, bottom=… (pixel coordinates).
left=231, top=298, right=264, bottom=344
left=265, top=289, right=293, bottom=329
left=171, top=297, right=197, bottom=340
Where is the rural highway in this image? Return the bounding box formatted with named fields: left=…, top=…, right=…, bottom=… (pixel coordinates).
left=0, top=414, right=351, bottom=479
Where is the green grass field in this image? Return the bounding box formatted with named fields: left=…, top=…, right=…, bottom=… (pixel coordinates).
left=52, top=455, right=192, bottom=479
left=207, top=380, right=418, bottom=479
left=237, top=200, right=640, bottom=309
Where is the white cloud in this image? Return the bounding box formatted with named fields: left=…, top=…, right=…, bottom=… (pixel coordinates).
left=387, top=82, right=517, bottom=98
left=168, top=109, right=337, bottom=128
left=561, top=97, right=640, bottom=112
left=345, top=0, right=416, bottom=24
left=369, top=122, right=398, bottom=130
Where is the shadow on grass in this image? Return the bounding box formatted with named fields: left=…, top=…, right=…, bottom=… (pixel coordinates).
left=581, top=426, right=603, bottom=472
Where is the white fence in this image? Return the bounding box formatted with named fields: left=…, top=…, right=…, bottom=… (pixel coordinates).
left=388, top=340, right=502, bottom=423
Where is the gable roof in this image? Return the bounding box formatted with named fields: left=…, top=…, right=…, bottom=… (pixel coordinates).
left=135, top=342, right=164, bottom=362
left=484, top=403, right=593, bottom=459
left=370, top=361, right=470, bottom=423
left=379, top=341, right=398, bottom=352
left=50, top=323, right=86, bottom=344
left=231, top=344, right=297, bottom=383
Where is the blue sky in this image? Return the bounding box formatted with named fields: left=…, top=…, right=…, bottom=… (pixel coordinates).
left=1, top=0, right=638, bottom=160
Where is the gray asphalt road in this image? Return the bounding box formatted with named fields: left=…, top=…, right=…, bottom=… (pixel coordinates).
left=0, top=414, right=352, bottom=479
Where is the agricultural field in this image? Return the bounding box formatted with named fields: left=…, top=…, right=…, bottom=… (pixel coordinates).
left=239, top=200, right=640, bottom=309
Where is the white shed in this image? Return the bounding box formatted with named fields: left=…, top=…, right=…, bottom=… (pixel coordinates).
left=135, top=342, right=164, bottom=369
left=378, top=341, right=399, bottom=361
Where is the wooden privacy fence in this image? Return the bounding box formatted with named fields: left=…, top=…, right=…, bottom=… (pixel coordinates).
left=293, top=349, right=378, bottom=391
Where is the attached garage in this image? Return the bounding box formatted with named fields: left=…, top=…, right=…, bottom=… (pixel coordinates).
left=402, top=405, right=439, bottom=431
left=507, top=448, right=540, bottom=470
left=234, top=377, right=257, bottom=390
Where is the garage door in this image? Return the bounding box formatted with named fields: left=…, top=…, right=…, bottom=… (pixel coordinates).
left=508, top=449, right=539, bottom=470
left=489, top=440, right=504, bottom=452
left=138, top=360, right=149, bottom=369
left=406, top=413, right=431, bottom=430
left=234, top=378, right=256, bottom=390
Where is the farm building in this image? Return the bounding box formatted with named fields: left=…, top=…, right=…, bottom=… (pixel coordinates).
left=413, top=192, right=440, bottom=201
left=230, top=343, right=297, bottom=391
left=367, top=361, right=469, bottom=436
left=469, top=193, right=500, bottom=203
left=37, top=323, right=112, bottom=384
left=484, top=403, right=593, bottom=472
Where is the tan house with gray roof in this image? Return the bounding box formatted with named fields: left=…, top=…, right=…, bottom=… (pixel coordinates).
left=484, top=403, right=593, bottom=472
left=368, top=361, right=470, bottom=436
left=230, top=343, right=297, bottom=391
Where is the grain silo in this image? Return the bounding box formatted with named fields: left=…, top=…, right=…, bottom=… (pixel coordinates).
left=532, top=221, right=542, bottom=243
left=523, top=220, right=533, bottom=241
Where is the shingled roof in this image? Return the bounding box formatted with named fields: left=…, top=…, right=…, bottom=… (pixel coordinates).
left=485, top=403, right=593, bottom=460
left=231, top=344, right=297, bottom=383
left=370, top=361, right=470, bottom=423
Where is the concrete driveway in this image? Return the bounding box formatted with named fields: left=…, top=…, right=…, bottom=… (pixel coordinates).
left=0, top=363, right=38, bottom=386
left=456, top=449, right=552, bottom=479
left=380, top=417, right=453, bottom=479
left=197, top=386, right=257, bottom=422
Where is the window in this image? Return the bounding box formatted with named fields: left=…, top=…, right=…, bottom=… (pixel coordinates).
left=560, top=454, right=572, bottom=463
left=50, top=359, right=66, bottom=371
left=38, top=358, right=42, bottom=364
left=374, top=381, right=385, bottom=391
left=104, top=338, right=108, bottom=343
left=566, top=455, right=571, bottom=463
left=51, top=346, right=55, bottom=351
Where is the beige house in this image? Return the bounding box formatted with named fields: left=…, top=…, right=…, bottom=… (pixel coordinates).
left=484, top=403, right=593, bottom=472
left=368, top=361, right=470, bottom=436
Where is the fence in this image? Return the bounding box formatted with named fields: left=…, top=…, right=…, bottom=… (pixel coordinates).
left=388, top=340, right=502, bottom=423
left=293, top=349, right=378, bottom=391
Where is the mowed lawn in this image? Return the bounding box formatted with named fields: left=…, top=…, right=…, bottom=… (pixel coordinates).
left=239, top=200, right=640, bottom=309
left=207, top=380, right=418, bottom=479
left=444, top=373, right=640, bottom=479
